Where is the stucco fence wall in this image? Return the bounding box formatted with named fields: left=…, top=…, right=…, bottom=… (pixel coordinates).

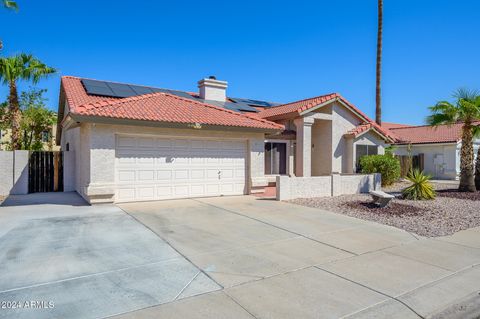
left=0, top=150, right=29, bottom=196
left=276, top=173, right=381, bottom=201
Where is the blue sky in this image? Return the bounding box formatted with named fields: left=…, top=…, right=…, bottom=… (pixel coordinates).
left=1, top=0, right=479, bottom=125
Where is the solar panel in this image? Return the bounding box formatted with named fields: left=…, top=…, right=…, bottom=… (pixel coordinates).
left=80, top=79, right=263, bottom=113
left=230, top=97, right=274, bottom=107
left=83, top=85, right=115, bottom=97
left=130, top=85, right=155, bottom=95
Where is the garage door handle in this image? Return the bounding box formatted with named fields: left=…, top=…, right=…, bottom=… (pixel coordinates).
left=218, top=170, right=221, bottom=179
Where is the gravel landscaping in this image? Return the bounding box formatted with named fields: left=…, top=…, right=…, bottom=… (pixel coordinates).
left=288, top=181, right=480, bottom=237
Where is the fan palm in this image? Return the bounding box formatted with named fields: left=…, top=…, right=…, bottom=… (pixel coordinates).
left=1, top=1, right=18, bottom=50
left=427, top=89, right=480, bottom=192
left=2, top=0, right=18, bottom=10
left=0, top=54, right=56, bottom=150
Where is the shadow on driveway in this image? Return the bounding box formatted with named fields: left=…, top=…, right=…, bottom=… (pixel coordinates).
left=0, top=192, right=89, bottom=207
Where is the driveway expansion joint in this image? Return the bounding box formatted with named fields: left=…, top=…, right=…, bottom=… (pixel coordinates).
left=314, top=266, right=425, bottom=319
left=116, top=204, right=224, bottom=290
left=191, top=198, right=359, bottom=256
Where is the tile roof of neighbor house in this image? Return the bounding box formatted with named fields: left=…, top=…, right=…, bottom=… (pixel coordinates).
left=257, top=93, right=394, bottom=141
left=61, top=76, right=283, bottom=131
left=345, top=123, right=375, bottom=137
left=387, top=122, right=480, bottom=144
left=381, top=122, right=414, bottom=130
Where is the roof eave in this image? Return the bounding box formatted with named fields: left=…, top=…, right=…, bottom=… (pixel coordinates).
left=69, top=113, right=284, bottom=133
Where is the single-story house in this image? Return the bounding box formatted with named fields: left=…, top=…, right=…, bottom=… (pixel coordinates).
left=384, top=122, right=480, bottom=180
left=57, top=76, right=393, bottom=203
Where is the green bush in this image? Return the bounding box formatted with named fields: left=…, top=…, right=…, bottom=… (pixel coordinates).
left=360, top=154, right=401, bottom=186
left=402, top=169, right=436, bottom=200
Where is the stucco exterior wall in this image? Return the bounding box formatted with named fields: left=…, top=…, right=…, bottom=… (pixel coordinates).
left=394, top=139, right=480, bottom=180
left=0, top=151, right=13, bottom=196
left=331, top=102, right=361, bottom=173
left=63, top=122, right=267, bottom=203
left=0, top=150, right=29, bottom=196
left=276, top=173, right=380, bottom=201
left=395, top=143, right=458, bottom=179
left=311, top=120, right=332, bottom=175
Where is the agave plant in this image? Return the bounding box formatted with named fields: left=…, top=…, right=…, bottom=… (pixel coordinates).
left=402, top=169, right=436, bottom=200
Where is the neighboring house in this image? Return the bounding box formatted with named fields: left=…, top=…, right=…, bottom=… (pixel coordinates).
left=56, top=76, right=393, bottom=204
left=385, top=122, right=480, bottom=180
left=0, top=124, right=60, bottom=151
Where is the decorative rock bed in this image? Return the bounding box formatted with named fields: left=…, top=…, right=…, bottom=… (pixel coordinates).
left=288, top=181, right=480, bottom=237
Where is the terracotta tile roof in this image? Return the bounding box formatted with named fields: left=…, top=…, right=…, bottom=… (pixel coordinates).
left=345, top=123, right=374, bottom=137
left=388, top=122, right=480, bottom=144
left=381, top=122, right=413, bottom=130
left=257, top=93, right=339, bottom=119
left=257, top=93, right=394, bottom=141
left=61, top=76, right=283, bottom=131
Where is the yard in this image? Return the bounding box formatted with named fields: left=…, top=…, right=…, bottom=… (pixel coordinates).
left=289, top=181, right=480, bottom=237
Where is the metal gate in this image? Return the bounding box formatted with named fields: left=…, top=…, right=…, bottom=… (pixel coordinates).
left=28, top=151, right=64, bottom=193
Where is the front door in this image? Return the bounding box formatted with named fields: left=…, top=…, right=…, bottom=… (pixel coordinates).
left=265, top=142, right=287, bottom=175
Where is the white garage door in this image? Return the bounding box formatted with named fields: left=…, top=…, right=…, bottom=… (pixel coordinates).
left=115, top=135, right=247, bottom=202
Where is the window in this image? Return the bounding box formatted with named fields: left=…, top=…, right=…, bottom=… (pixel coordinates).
left=356, top=145, right=378, bottom=172
left=41, top=130, right=50, bottom=143
left=265, top=142, right=287, bottom=175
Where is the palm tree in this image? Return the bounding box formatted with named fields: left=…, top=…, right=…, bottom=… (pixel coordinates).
left=476, top=148, right=480, bottom=190
left=375, top=0, right=383, bottom=125
left=1, top=1, right=18, bottom=50
left=0, top=54, right=56, bottom=150
left=427, top=89, right=480, bottom=192
left=2, top=0, right=18, bottom=10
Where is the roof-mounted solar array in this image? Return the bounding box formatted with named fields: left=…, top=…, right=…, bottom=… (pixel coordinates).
left=230, top=97, right=278, bottom=108
left=81, top=79, right=195, bottom=100
left=80, top=78, right=276, bottom=114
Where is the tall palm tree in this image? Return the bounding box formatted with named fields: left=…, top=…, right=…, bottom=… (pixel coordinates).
left=1, top=1, right=18, bottom=50
left=427, top=89, right=480, bottom=192
left=0, top=54, right=56, bottom=150
left=375, top=0, right=383, bottom=125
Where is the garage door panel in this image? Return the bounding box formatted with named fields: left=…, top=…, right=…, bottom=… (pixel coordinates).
left=138, top=170, right=155, bottom=181
left=118, top=188, right=135, bottom=200
left=191, top=169, right=205, bottom=179
left=118, top=171, right=135, bottom=182
left=115, top=136, right=246, bottom=202
left=190, top=184, right=205, bottom=195
left=174, top=170, right=189, bottom=180
left=137, top=187, right=155, bottom=198
left=206, top=184, right=220, bottom=194
left=157, top=170, right=172, bottom=181
left=157, top=186, right=172, bottom=198
left=174, top=185, right=189, bottom=196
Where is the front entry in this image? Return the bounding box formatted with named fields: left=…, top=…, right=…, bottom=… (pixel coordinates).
left=265, top=142, right=287, bottom=175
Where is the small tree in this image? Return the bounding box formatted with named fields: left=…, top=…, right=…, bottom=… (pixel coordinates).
left=0, top=88, right=56, bottom=150
left=19, top=88, right=57, bottom=150
left=476, top=147, right=480, bottom=191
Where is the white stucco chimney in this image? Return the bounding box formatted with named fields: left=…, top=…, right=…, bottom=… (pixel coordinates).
left=198, top=76, right=228, bottom=102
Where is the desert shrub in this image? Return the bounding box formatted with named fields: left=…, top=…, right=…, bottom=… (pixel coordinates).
left=360, top=154, right=401, bottom=186
left=402, top=169, right=436, bottom=200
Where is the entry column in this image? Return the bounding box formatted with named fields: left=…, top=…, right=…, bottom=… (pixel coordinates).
left=294, top=116, right=314, bottom=177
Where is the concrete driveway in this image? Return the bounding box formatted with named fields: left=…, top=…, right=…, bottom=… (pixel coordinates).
left=0, top=193, right=220, bottom=319
left=1, top=193, right=479, bottom=318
